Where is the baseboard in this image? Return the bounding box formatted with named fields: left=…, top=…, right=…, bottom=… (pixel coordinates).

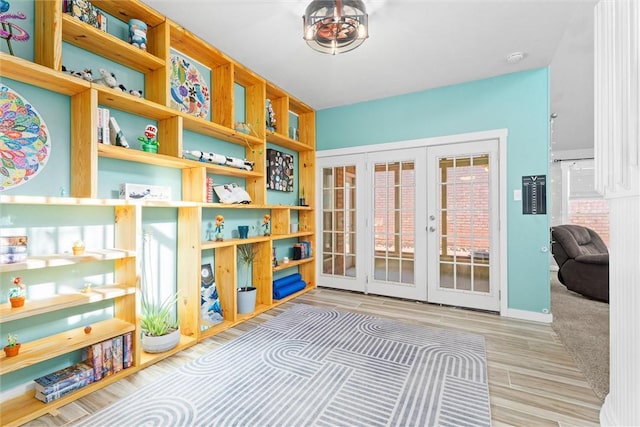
left=502, top=308, right=553, bottom=323
left=600, top=394, right=617, bottom=426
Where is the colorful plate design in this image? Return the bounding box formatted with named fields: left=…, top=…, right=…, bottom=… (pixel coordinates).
left=169, top=53, right=210, bottom=119
left=0, top=84, right=51, bottom=191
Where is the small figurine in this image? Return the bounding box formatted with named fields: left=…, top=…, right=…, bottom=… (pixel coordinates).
left=138, top=124, right=158, bottom=153
left=62, top=65, right=93, bottom=82
left=129, top=89, right=143, bottom=98
left=95, top=68, right=126, bottom=91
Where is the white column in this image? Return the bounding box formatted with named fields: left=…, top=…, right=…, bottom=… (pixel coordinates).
left=595, top=1, right=640, bottom=426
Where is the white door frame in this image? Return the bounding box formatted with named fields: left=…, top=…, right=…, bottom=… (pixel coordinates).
left=316, top=129, right=509, bottom=315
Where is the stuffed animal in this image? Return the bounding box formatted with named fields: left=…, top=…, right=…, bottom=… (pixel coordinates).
left=95, top=68, right=125, bottom=91
left=62, top=65, right=93, bottom=82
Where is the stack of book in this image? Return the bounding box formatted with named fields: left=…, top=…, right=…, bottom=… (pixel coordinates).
left=84, top=332, right=133, bottom=382
left=33, top=363, right=95, bottom=403
left=293, top=240, right=312, bottom=260
left=97, top=107, right=110, bottom=144
left=32, top=332, right=133, bottom=403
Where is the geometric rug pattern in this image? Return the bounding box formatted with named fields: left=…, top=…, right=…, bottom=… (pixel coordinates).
left=75, top=304, right=491, bottom=426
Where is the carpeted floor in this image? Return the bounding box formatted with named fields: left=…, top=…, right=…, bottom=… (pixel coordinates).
left=550, top=274, right=609, bottom=401
left=73, top=304, right=492, bottom=427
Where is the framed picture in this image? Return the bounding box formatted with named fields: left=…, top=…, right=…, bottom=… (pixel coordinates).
left=200, top=263, right=223, bottom=327
left=267, top=148, right=294, bottom=192
left=169, top=50, right=211, bottom=120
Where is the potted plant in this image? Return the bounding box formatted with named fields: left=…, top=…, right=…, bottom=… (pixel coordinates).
left=8, top=277, right=26, bottom=308
left=141, top=289, right=180, bottom=353
left=237, top=244, right=258, bottom=314
left=140, top=230, right=180, bottom=353
left=72, top=240, right=85, bottom=255
left=4, top=333, right=20, bottom=357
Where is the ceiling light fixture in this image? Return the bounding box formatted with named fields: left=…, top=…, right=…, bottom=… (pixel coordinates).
left=303, top=0, right=369, bottom=55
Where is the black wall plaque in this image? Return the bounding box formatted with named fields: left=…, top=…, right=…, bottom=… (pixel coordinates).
left=522, top=175, right=547, bottom=215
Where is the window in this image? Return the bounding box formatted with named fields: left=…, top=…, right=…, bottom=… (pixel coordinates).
left=561, top=159, right=609, bottom=245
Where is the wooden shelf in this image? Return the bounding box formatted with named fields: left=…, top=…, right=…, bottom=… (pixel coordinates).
left=0, top=285, right=136, bottom=323
left=62, top=14, right=165, bottom=72
left=139, top=334, right=197, bottom=368
left=0, top=249, right=136, bottom=273
left=91, top=0, right=166, bottom=27
left=97, top=86, right=177, bottom=119
left=266, top=132, right=314, bottom=152
left=273, top=257, right=315, bottom=272
left=201, top=235, right=271, bottom=250
left=97, top=144, right=262, bottom=178
left=271, top=232, right=315, bottom=241
left=0, top=53, right=90, bottom=95
left=272, top=285, right=315, bottom=303
left=4, top=3, right=317, bottom=425
left=182, top=114, right=264, bottom=147
left=0, top=318, right=134, bottom=375
left=0, top=364, right=137, bottom=427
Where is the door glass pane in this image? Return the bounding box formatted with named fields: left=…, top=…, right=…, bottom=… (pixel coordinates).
left=438, top=154, right=491, bottom=293
left=321, top=166, right=357, bottom=278
left=373, top=161, right=415, bottom=285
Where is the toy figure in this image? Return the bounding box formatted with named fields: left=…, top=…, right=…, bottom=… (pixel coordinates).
left=138, top=124, right=158, bottom=153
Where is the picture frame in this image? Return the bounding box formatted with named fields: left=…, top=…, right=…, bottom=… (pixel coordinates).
left=200, top=263, right=223, bottom=327
left=267, top=148, right=294, bottom=192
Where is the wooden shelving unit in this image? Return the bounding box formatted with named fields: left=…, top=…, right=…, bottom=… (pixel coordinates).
left=0, top=0, right=316, bottom=424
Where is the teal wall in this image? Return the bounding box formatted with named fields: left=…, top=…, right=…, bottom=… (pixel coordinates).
left=316, top=68, right=551, bottom=314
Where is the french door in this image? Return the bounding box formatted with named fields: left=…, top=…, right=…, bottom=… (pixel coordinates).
left=319, top=155, right=364, bottom=292
left=365, top=149, right=427, bottom=300
left=317, top=138, right=501, bottom=312
left=426, top=140, right=500, bottom=311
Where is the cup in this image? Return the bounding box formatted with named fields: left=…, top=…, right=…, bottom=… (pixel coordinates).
left=128, top=19, right=147, bottom=51
left=238, top=225, right=249, bottom=239
left=290, top=223, right=299, bottom=233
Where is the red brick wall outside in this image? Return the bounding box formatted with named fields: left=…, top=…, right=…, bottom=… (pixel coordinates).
left=569, top=198, right=610, bottom=245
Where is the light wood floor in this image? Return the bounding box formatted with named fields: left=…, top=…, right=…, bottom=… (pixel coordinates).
left=22, top=288, right=602, bottom=427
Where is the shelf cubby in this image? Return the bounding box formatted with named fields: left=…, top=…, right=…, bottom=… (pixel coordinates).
left=0, top=318, right=135, bottom=375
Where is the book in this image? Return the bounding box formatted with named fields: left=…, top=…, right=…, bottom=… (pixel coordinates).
left=84, top=342, right=103, bottom=381
left=35, top=376, right=93, bottom=403
left=97, top=107, right=103, bottom=143
left=109, top=117, right=129, bottom=148
left=34, top=363, right=94, bottom=395
left=102, top=108, right=110, bottom=145
left=102, top=339, right=113, bottom=377
left=112, top=335, right=123, bottom=374
left=206, top=176, right=214, bottom=203
left=123, top=332, right=133, bottom=369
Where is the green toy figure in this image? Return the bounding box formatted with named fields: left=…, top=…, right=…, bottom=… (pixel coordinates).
left=138, top=124, right=158, bottom=153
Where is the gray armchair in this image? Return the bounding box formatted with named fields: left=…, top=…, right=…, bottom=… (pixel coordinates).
left=551, top=224, right=609, bottom=303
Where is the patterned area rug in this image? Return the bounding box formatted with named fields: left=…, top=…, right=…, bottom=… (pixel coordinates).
left=76, top=304, right=491, bottom=426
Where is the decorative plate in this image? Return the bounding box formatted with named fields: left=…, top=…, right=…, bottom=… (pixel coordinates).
left=0, top=84, right=51, bottom=191
left=169, top=52, right=210, bottom=119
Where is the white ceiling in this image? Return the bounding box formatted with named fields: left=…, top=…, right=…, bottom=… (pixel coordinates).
left=142, top=0, right=598, bottom=152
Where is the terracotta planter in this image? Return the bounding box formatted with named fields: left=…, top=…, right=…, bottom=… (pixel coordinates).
left=9, top=296, right=25, bottom=308
left=4, top=344, right=20, bottom=357
left=72, top=247, right=85, bottom=255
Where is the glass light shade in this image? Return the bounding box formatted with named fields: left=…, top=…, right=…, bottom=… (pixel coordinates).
left=303, top=0, right=369, bottom=55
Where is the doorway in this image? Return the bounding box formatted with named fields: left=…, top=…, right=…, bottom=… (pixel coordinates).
left=317, top=133, right=503, bottom=312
